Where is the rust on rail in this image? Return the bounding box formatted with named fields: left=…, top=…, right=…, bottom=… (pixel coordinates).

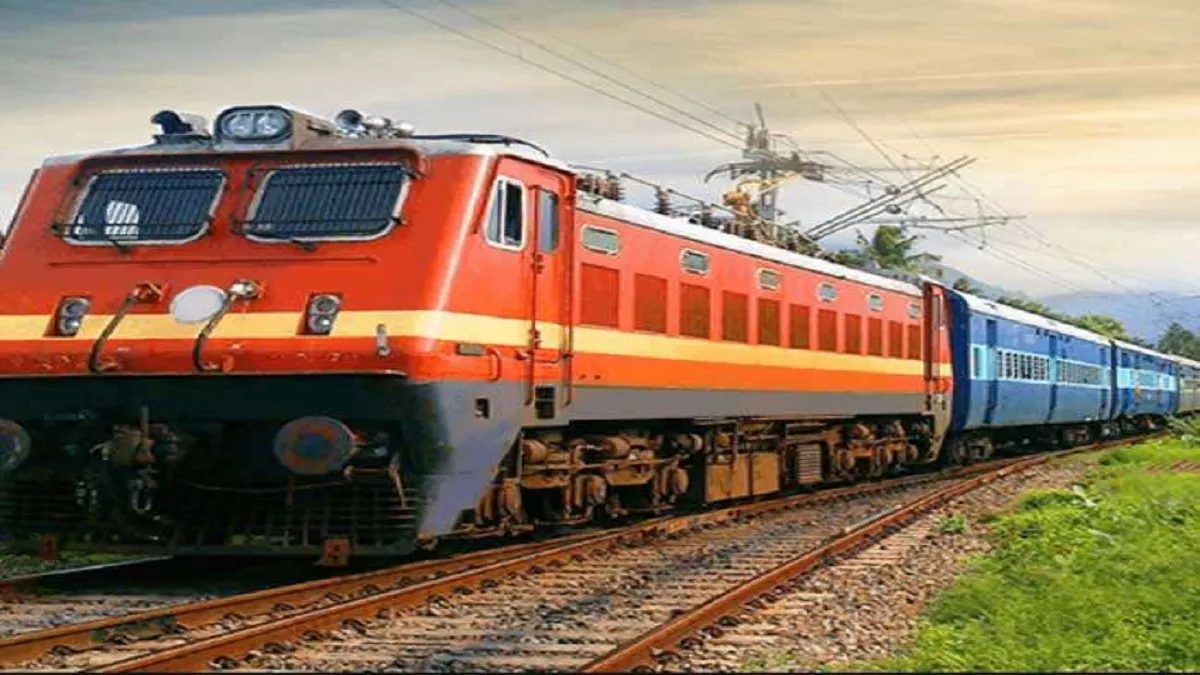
left=82, top=467, right=966, bottom=673
left=580, top=438, right=1138, bottom=672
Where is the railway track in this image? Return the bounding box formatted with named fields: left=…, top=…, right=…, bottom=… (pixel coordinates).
left=0, top=555, right=343, bottom=645
left=0, top=436, right=1143, bottom=672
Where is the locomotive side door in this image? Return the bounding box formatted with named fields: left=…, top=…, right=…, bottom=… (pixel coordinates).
left=522, top=169, right=573, bottom=419
left=922, top=284, right=951, bottom=447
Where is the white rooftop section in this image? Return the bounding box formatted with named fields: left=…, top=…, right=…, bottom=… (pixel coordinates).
left=576, top=193, right=923, bottom=296
left=43, top=135, right=574, bottom=172
left=952, top=290, right=1111, bottom=344
left=1173, top=354, right=1200, bottom=369
left=1112, top=337, right=1171, bottom=359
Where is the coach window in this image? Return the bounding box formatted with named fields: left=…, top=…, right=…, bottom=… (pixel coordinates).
left=581, top=225, right=619, bottom=255
left=681, top=249, right=710, bottom=276
left=485, top=178, right=525, bottom=249
left=757, top=269, right=782, bottom=291
left=868, top=293, right=884, bottom=313
left=537, top=189, right=559, bottom=252
left=818, top=283, right=837, bottom=303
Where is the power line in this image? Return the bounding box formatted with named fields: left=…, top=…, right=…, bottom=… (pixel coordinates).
left=455, top=2, right=745, bottom=130
left=377, top=0, right=1180, bottom=329
left=430, top=0, right=747, bottom=145
left=373, top=0, right=745, bottom=151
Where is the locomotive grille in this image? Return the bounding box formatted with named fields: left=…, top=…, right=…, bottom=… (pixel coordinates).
left=0, top=475, right=422, bottom=554
left=243, top=164, right=408, bottom=239
left=65, top=169, right=224, bottom=243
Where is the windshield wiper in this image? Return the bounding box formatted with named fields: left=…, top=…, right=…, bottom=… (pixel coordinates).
left=238, top=223, right=318, bottom=252
left=245, top=229, right=318, bottom=252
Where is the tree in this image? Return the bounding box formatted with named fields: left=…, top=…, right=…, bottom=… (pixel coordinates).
left=996, top=296, right=1066, bottom=322
left=1072, top=314, right=1130, bottom=341
left=1159, top=322, right=1200, bottom=360
left=952, top=277, right=984, bottom=295
left=856, top=226, right=944, bottom=277
left=831, top=225, right=944, bottom=277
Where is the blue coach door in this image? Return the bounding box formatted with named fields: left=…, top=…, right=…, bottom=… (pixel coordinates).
left=1099, top=346, right=1111, bottom=420
left=1046, top=334, right=1059, bottom=424
left=984, top=318, right=999, bottom=425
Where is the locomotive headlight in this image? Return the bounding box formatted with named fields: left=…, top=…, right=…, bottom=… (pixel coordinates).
left=55, top=297, right=90, bottom=336
left=0, top=419, right=32, bottom=475
left=305, top=293, right=341, bottom=335
left=215, top=106, right=293, bottom=143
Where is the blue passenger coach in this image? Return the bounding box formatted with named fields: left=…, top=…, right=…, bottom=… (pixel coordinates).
left=1111, top=339, right=1177, bottom=427
left=945, top=289, right=1114, bottom=453
left=1174, top=356, right=1200, bottom=416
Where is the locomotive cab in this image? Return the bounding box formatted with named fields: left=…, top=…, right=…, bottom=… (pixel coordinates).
left=0, top=104, right=572, bottom=556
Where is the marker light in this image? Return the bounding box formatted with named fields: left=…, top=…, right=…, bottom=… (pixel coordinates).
left=215, top=106, right=293, bottom=143
left=55, top=297, right=90, bottom=336
left=305, top=293, right=341, bottom=335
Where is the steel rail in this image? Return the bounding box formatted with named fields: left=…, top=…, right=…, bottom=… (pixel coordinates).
left=0, top=533, right=603, bottom=666
left=580, top=436, right=1139, bottom=672
left=80, top=464, right=993, bottom=673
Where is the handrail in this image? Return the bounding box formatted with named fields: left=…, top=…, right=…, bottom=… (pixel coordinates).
left=191, top=279, right=262, bottom=373
left=87, top=282, right=165, bottom=373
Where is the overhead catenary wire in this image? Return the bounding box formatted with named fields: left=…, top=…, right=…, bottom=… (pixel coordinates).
left=430, top=0, right=749, bottom=146
left=439, top=0, right=746, bottom=130
left=373, top=0, right=747, bottom=152
left=377, top=0, right=1183, bottom=335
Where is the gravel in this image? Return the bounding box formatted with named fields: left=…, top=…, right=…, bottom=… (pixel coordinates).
left=676, top=455, right=1101, bottom=672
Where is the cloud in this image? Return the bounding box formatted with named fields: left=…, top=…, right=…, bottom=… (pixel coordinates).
left=1, top=0, right=1198, bottom=299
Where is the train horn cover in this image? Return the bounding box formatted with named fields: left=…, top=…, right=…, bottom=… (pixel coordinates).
left=273, top=416, right=356, bottom=476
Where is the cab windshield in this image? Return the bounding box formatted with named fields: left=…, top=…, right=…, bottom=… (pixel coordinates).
left=242, top=163, right=408, bottom=241
left=64, top=168, right=224, bottom=244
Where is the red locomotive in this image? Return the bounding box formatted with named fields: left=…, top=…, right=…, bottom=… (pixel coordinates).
left=0, top=105, right=952, bottom=558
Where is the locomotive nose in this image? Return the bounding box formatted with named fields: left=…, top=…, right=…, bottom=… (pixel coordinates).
left=0, top=419, right=32, bottom=475
left=273, top=416, right=357, bottom=476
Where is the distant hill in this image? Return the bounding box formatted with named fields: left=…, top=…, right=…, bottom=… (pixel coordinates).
left=826, top=255, right=1195, bottom=345
left=1040, top=292, right=1200, bottom=344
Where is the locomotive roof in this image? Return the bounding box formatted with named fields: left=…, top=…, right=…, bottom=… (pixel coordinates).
left=577, top=193, right=923, bottom=296
left=951, top=290, right=1113, bottom=344
left=41, top=135, right=575, bottom=172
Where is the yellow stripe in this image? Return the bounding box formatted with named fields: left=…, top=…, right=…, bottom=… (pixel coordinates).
left=572, top=327, right=923, bottom=376
left=0, top=310, right=924, bottom=375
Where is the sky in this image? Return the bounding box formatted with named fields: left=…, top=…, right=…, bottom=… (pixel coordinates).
left=1, top=0, right=1198, bottom=302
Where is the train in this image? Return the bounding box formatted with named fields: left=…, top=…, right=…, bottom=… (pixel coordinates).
left=0, top=103, right=1195, bottom=560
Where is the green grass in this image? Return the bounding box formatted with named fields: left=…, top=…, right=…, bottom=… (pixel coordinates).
left=862, top=437, right=1200, bottom=672
left=0, top=546, right=139, bottom=580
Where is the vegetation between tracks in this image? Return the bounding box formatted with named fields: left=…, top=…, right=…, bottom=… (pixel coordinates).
left=0, top=547, right=138, bottom=580
left=864, top=432, right=1200, bottom=672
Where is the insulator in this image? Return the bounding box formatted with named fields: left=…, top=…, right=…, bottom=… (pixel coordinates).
left=603, top=175, right=624, bottom=201
left=654, top=188, right=672, bottom=215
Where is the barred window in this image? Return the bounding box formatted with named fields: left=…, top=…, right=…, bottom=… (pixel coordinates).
left=844, top=314, right=863, bottom=354
left=66, top=169, right=223, bottom=244
left=245, top=164, right=408, bottom=240
left=722, top=291, right=749, bottom=342
left=758, top=298, right=781, bottom=346
left=680, top=283, right=711, bottom=338
left=789, top=304, right=811, bottom=349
